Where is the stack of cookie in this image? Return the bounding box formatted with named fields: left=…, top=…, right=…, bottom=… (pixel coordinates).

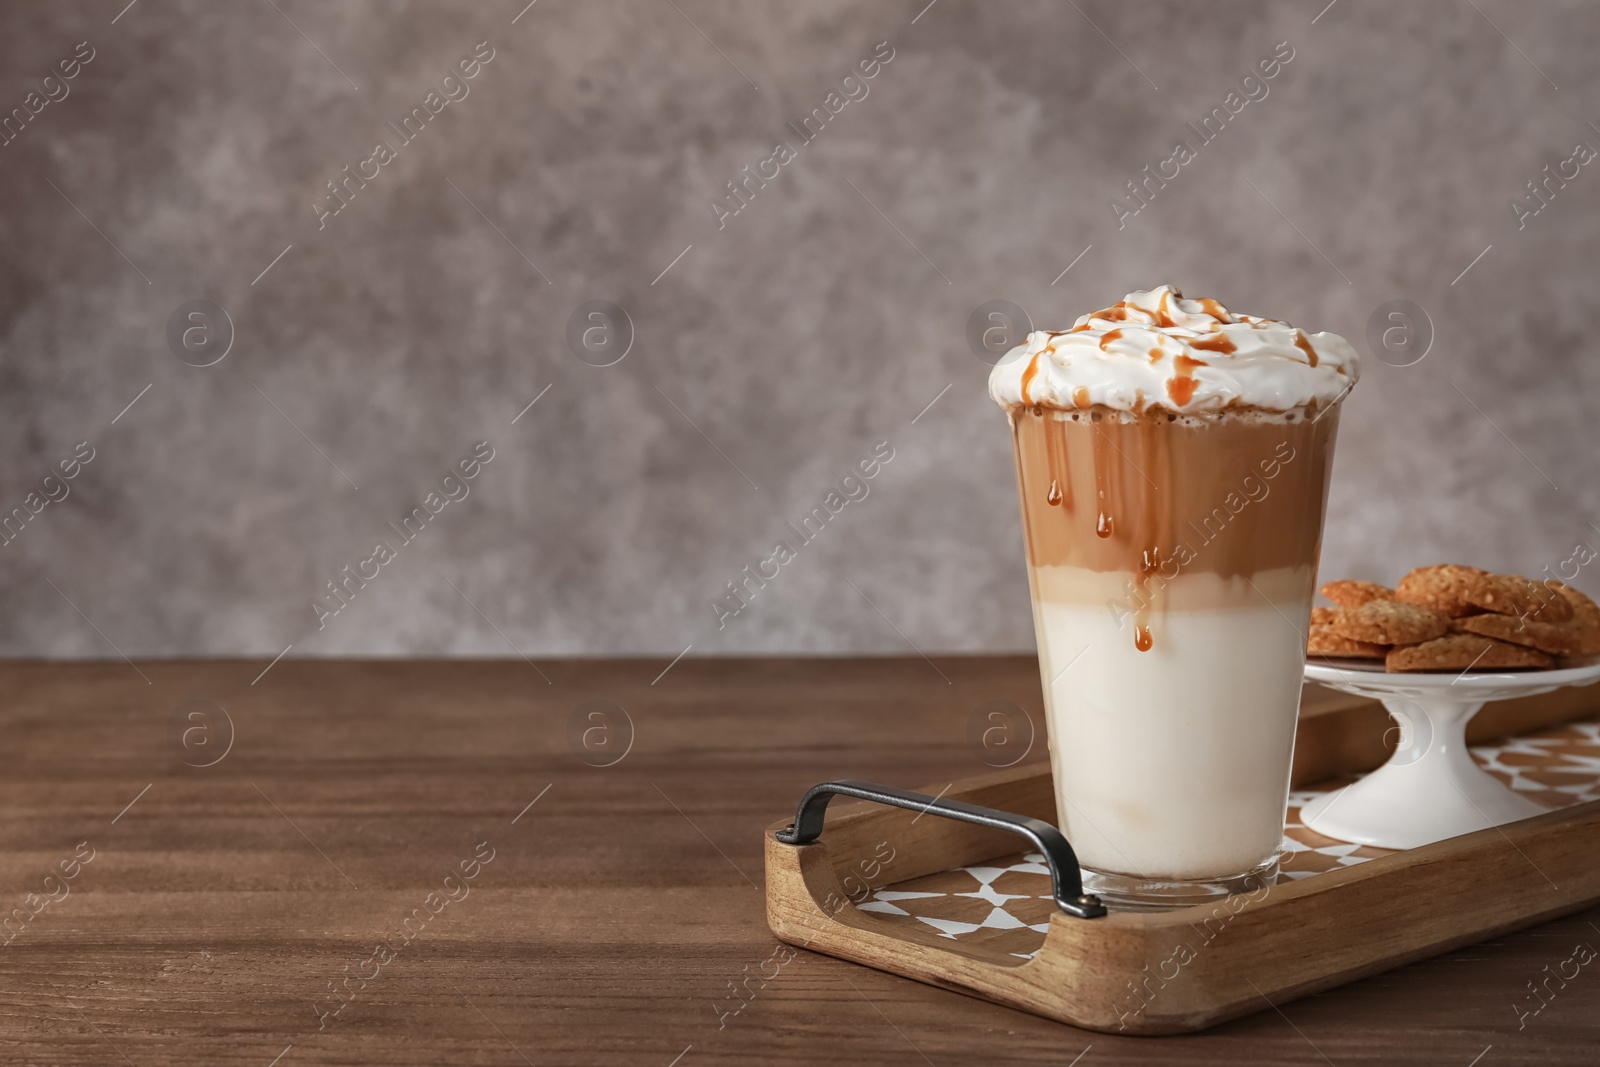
left=1309, top=564, right=1600, bottom=672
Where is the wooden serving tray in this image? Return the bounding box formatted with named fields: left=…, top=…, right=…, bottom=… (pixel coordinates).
left=764, top=684, right=1600, bottom=1035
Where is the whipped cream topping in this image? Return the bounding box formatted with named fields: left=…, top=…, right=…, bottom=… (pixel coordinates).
left=989, top=286, right=1359, bottom=415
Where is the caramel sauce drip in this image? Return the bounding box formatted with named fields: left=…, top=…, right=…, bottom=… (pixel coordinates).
left=1148, top=347, right=1163, bottom=363
left=1042, top=409, right=1073, bottom=510
left=1092, top=425, right=1117, bottom=539
left=1132, top=544, right=1158, bottom=652
left=1099, top=329, right=1123, bottom=350
left=1197, top=297, right=1234, bottom=323
left=1294, top=329, right=1319, bottom=367
left=1073, top=386, right=1091, bottom=409
left=1135, top=415, right=1169, bottom=651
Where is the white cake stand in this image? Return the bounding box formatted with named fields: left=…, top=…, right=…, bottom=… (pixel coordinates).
left=1300, top=657, right=1600, bottom=849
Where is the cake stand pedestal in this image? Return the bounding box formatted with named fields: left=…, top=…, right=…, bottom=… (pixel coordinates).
left=1300, top=658, right=1600, bottom=850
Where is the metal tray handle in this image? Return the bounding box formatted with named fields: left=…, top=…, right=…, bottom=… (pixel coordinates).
left=773, top=778, right=1106, bottom=919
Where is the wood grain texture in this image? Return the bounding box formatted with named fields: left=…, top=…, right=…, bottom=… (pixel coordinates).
left=2, top=658, right=1597, bottom=1065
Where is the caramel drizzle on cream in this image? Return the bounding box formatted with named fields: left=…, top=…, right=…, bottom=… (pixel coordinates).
left=1293, top=329, right=1319, bottom=367
left=1166, top=354, right=1207, bottom=407
left=1020, top=351, right=1042, bottom=405
left=1189, top=333, right=1236, bottom=354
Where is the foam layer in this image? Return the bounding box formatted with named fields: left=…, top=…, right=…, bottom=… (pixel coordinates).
left=989, top=285, right=1359, bottom=415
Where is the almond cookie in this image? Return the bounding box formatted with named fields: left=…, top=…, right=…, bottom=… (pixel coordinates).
left=1461, top=573, right=1573, bottom=623
left=1394, top=564, right=1489, bottom=617
left=1308, top=619, right=1385, bottom=659
left=1311, top=605, right=1340, bottom=626
left=1319, top=579, right=1394, bottom=609
left=1387, top=633, right=1553, bottom=672
left=1452, top=614, right=1583, bottom=657
left=1329, top=599, right=1449, bottom=645
left=1551, top=584, right=1600, bottom=656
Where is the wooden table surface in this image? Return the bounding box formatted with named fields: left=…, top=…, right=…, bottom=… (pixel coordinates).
left=3, top=657, right=1595, bottom=1065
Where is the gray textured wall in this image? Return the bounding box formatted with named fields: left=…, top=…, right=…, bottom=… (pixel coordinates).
left=2, top=0, right=1597, bottom=660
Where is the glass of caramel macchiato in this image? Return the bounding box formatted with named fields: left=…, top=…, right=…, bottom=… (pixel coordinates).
left=989, top=285, right=1358, bottom=908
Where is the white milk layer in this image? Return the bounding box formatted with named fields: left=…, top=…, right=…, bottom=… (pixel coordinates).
left=1030, top=566, right=1312, bottom=880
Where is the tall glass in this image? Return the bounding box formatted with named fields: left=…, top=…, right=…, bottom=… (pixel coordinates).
left=1006, top=402, right=1342, bottom=907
